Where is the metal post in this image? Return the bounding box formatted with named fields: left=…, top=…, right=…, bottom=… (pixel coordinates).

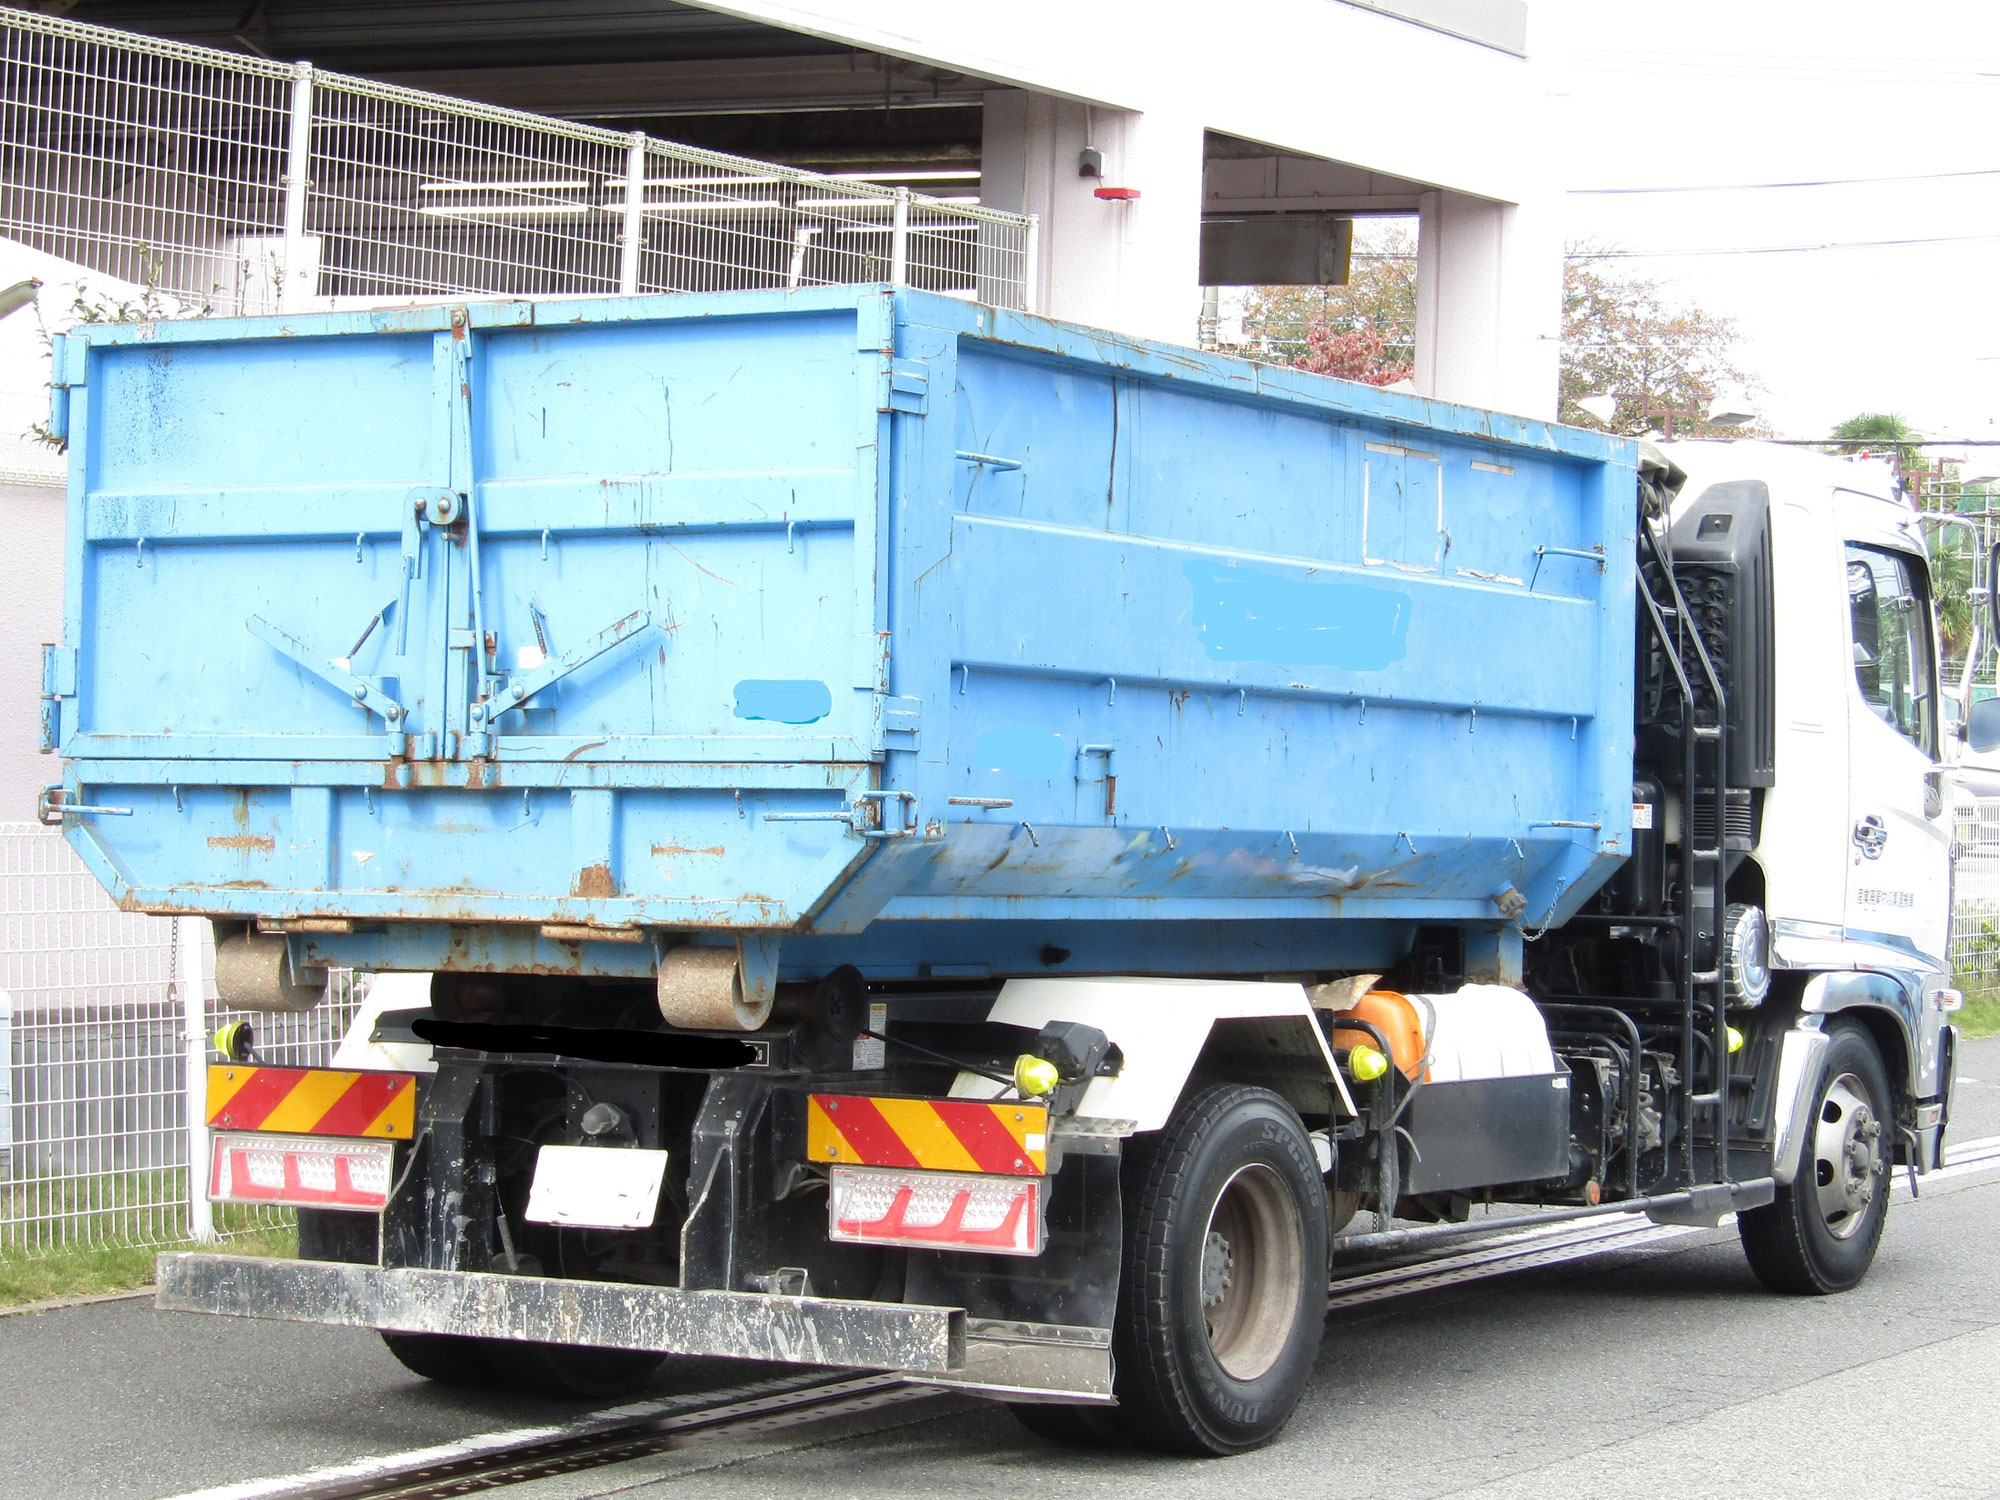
left=0, top=990, right=12, bottom=1168
left=889, top=187, right=910, bottom=288
left=179, top=918, right=216, bottom=1242
left=1022, top=213, right=1041, bottom=314
left=278, top=61, right=314, bottom=314
left=619, top=131, right=647, bottom=296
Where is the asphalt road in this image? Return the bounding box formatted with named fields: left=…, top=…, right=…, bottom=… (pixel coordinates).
left=6, top=1036, right=2000, bottom=1500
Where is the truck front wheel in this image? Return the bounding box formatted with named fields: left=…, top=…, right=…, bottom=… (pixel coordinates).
left=1738, top=1020, right=1892, bottom=1294
left=1111, top=1084, right=1328, bottom=1455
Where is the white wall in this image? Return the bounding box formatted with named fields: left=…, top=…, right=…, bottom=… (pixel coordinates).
left=981, top=92, right=1206, bottom=343
left=697, top=0, right=1562, bottom=416
left=0, top=479, right=65, bottom=825
left=690, top=0, right=1541, bottom=201
left=1415, top=189, right=1563, bottom=419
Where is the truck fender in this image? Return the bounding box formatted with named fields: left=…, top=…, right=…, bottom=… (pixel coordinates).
left=328, top=973, right=438, bottom=1074
left=948, top=976, right=1355, bottom=1129
left=1799, top=969, right=1923, bottom=1098
left=1768, top=1020, right=1829, bottom=1188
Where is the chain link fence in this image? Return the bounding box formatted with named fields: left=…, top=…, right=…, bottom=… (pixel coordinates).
left=2, top=823, right=360, bottom=1254
left=1, top=5, right=1036, bottom=316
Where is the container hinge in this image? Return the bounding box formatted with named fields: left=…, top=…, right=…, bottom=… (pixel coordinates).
left=39, top=644, right=76, bottom=753
left=53, top=332, right=89, bottom=389
left=45, top=332, right=87, bottom=442
left=882, top=358, right=930, bottom=415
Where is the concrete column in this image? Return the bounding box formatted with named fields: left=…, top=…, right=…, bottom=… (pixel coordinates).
left=1414, top=188, right=1562, bottom=420
left=981, top=89, right=1205, bottom=344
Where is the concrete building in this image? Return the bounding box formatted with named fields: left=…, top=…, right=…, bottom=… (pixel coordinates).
left=0, top=0, right=1561, bottom=821
left=54, top=0, right=1560, bottom=413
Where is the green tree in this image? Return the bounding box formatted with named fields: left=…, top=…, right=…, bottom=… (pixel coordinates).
left=1235, top=222, right=1417, bottom=385
left=1828, top=412, right=1919, bottom=451
left=1233, top=233, right=1759, bottom=426
left=1557, top=250, right=1758, bottom=437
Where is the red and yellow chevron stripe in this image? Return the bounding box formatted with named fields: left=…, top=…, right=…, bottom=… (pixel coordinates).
left=807, top=1094, right=1047, bottom=1176
left=207, top=1065, right=416, bottom=1140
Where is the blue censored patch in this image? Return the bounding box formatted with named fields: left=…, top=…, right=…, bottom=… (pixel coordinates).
left=733, top=679, right=833, bottom=724
left=1185, top=561, right=1410, bottom=670
left=973, top=726, right=1068, bottom=778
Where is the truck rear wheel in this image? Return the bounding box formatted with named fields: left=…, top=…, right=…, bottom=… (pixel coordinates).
left=380, top=1332, right=503, bottom=1387
left=485, top=1341, right=669, bottom=1399
left=1111, top=1084, right=1327, bottom=1455
left=1739, top=1020, right=1891, bottom=1295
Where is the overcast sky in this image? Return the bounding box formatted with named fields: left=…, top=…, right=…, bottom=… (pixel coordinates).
left=1547, top=0, right=2000, bottom=453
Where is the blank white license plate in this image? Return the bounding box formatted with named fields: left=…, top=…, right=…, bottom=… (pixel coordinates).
left=523, top=1145, right=669, bottom=1230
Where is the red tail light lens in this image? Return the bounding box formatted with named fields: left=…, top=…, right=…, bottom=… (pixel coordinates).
left=209, top=1131, right=395, bottom=1211
left=828, top=1165, right=1043, bottom=1256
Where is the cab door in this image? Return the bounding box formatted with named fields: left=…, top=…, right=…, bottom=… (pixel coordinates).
left=1843, top=539, right=1952, bottom=963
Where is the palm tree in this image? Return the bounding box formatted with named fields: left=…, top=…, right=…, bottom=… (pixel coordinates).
left=1828, top=412, right=1920, bottom=451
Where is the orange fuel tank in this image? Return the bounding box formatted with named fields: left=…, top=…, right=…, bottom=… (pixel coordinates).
left=1327, top=990, right=1429, bottom=1082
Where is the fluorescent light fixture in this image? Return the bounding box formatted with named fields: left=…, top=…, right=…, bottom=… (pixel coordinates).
left=830, top=169, right=982, bottom=182
left=418, top=179, right=591, bottom=193
left=418, top=204, right=594, bottom=217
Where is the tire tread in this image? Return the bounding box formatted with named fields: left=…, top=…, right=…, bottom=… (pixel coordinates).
left=1114, top=1083, right=1322, bottom=1455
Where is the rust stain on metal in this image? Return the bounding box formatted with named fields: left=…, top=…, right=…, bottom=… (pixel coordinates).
left=573, top=863, right=618, bottom=899
left=652, top=843, right=725, bottom=858
left=208, top=834, right=275, bottom=853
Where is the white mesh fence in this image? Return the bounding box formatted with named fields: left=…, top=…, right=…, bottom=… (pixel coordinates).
left=1, top=823, right=360, bottom=1254
left=1, top=6, right=1036, bottom=315
left=1953, top=796, right=2000, bottom=995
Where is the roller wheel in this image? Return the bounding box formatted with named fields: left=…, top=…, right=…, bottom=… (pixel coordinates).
left=1739, top=1020, right=1892, bottom=1294
left=1112, top=1084, right=1328, bottom=1455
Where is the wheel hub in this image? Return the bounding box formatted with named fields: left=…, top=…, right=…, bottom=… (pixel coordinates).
left=1813, top=1072, right=1883, bottom=1240
left=1198, top=1163, right=1305, bottom=1382
left=1201, top=1230, right=1235, bottom=1307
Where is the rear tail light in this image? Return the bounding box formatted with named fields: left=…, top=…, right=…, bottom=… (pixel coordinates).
left=828, top=1164, right=1043, bottom=1256
left=210, top=1131, right=396, bottom=1211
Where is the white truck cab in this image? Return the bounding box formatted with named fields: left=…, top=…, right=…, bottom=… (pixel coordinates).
left=1663, top=441, right=1957, bottom=1162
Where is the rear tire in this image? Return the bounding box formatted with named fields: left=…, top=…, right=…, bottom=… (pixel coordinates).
left=1739, top=1020, right=1892, bottom=1295
left=1112, top=1084, right=1328, bottom=1455
left=485, top=1341, right=669, bottom=1399
left=381, top=1332, right=503, bottom=1387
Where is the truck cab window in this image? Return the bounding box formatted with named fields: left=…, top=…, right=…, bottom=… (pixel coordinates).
left=1845, top=542, right=1936, bottom=757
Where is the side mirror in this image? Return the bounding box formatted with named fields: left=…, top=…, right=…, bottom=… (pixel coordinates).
left=1990, top=539, right=2000, bottom=648
left=1968, top=696, right=2000, bottom=754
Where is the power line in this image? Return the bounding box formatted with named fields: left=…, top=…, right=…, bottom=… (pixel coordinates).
left=1358, top=234, right=2000, bottom=259
left=1586, top=231, right=2000, bottom=258
left=1570, top=166, right=2000, bottom=195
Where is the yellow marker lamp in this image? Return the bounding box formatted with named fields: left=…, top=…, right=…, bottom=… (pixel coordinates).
left=1013, top=1054, right=1061, bottom=1098
left=212, top=1020, right=254, bottom=1062
left=1346, top=1044, right=1390, bottom=1083
left=1726, top=1026, right=1745, bottom=1055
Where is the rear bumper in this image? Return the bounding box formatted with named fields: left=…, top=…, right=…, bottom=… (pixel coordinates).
left=154, top=1253, right=1112, bottom=1400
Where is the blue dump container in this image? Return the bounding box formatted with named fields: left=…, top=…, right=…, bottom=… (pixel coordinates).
left=44, top=285, right=1635, bottom=982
